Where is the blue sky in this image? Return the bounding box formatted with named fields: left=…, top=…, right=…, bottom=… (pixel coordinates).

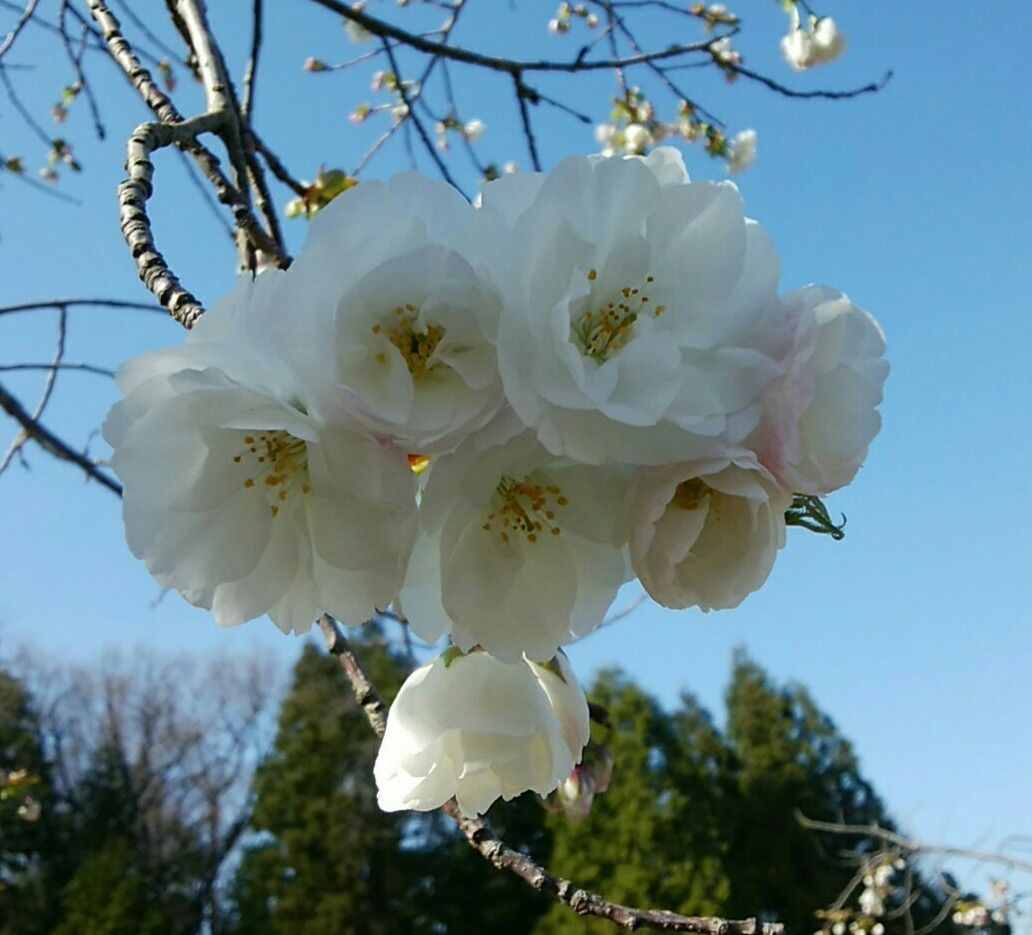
left=2, top=0, right=1030, bottom=894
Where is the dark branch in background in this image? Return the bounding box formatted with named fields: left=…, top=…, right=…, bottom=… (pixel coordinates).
left=320, top=614, right=783, bottom=935
left=310, top=0, right=732, bottom=75
left=726, top=62, right=893, bottom=101
left=0, top=304, right=66, bottom=474
left=0, top=362, right=115, bottom=377
left=796, top=813, right=1032, bottom=876
left=0, top=0, right=39, bottom=62
left=381, top=38, right=463, bottom=194
left=0, top=381, right=122, bottom=495
left=0, top=298, right=164, bottom=317
left=513, top=73, right=542, bottom=171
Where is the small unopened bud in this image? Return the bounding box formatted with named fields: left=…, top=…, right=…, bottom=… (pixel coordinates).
left=557, top=765, right=596, bottom=820
left=463, top=118, right=485, bottom=142
left=304, top=57, right=329, bottom=73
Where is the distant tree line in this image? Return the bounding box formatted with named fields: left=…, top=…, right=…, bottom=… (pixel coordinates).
left=0, top=627, right=971, bottom=934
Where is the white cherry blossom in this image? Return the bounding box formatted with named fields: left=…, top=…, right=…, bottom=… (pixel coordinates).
left=782, top=9, right=847, bottom=71
left=728, top=129, right=758, bottom=174
left=398, top=413, right=632, bottom=662
left=105, top=273, right=417, bottom=634
left=627, top=452, right=791, bottom=610
left=751, top=286, right=888, bottom=495
left=276, top=172, right=504, bottom=453
left=475, top=148, right=782, bottom=466
left=374, top=649, right=590, bottom=817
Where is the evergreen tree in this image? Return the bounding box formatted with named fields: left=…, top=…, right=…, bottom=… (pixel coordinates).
left=230, top=626, right=550, bottom=934
left=231, top=633, right=412, bottom=934
left=0, top=667, right=55, bottom=935
left=537, top=670, right=732, bottom=934
left=722, top=650, right=892, bottom=932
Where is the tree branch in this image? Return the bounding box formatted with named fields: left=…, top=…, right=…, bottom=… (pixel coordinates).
left=319, top=614, right=783, bottom=934
left=0, top=381, right=122, bottom=495
left=796, top=813, right=1032, bottom=876
left=308, top=0, right=730, bottom=75
left=0, top=297, right=163, bottom=317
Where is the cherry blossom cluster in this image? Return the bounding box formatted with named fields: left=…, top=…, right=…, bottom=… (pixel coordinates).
left=105, top=148, right=887, bottom=816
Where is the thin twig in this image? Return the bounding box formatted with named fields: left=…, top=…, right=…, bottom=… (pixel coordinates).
left=241, top=0, right=262, bottom=119
left=0, top=298, right=163, bottom=316
left=381, top=38, right=464, bottom=194
left=0, top=362, right=115, bottom=377
left=310, top=0, right=732, bottom=74
left=0, top=381, right=122, bottom=495
left=0, top=0, right=39, bottom=62
left=725, top=63, right=893, bottom=100
left=0, top=305, right=66, bottom=474
left=796, top=813, right=1032, bottom=875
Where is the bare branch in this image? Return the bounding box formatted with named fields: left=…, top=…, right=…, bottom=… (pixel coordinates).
left=241, top=0, right=262, bottom=120
left=309, top=0, right=731, bottom=75
left=723, top=63, right=893, bottom=101
left=0, top=0, right=39, bottom=63
left=1, top=305, right=66, bottom=473
left=0, top=380, right=122, bottom=494
left=0, top=297, right=163, bottom=317
left=796, top=812, right=1032, bottom=875
left=0, top=362, right=115, bottom=377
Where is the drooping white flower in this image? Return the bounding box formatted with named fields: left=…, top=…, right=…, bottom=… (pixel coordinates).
left=751, top=286, right=888, bottom=495
left=728, top=129, right=758, bottom=174
left=277, top=173, right=504, bottom=453
left=105, top=272, right=418, bottom=634
left=399, top=414, right=632, bottom=662
left=781, top=11, right=847, bottom=71
left=627, top=451, right=791, bottom=610
left=475, top=147, right=783, bottom=466
left=374, top=648, right=590, bottom=817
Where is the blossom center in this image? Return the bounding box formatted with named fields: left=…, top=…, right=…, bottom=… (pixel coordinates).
left=232, top=430, right=310, bottom=517
left=573, top=271, right=664, bottom=362
left=372, top=303, right=445, bottom=378
left=482, top=475, right=567, bottom=544
left=672, top=478, right=711, bottom=512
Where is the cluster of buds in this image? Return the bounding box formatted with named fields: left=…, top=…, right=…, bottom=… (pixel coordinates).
left=345, top=70, right=420, bottom=126
left=709, top=36, right=743, bottom=78
left=435, top=116, right=485, bottom=151
left=815, top=858, right=904, bottom=935
left=37, top=138, right=81, bottom=185
left=594, top=89, right=756, bottom=173
left=547, top=2, right=599, bottom=33
left=544, top=740, right=615, bottom=821
left=952, top=881, right=1010, bottom=930
left=689, top=3, right=740, bottom=31
left=50, top=82, right=81, bottom=124
left=284, top=166, right=359, bottom=219
left=0, top=767, right=41, bottom=823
